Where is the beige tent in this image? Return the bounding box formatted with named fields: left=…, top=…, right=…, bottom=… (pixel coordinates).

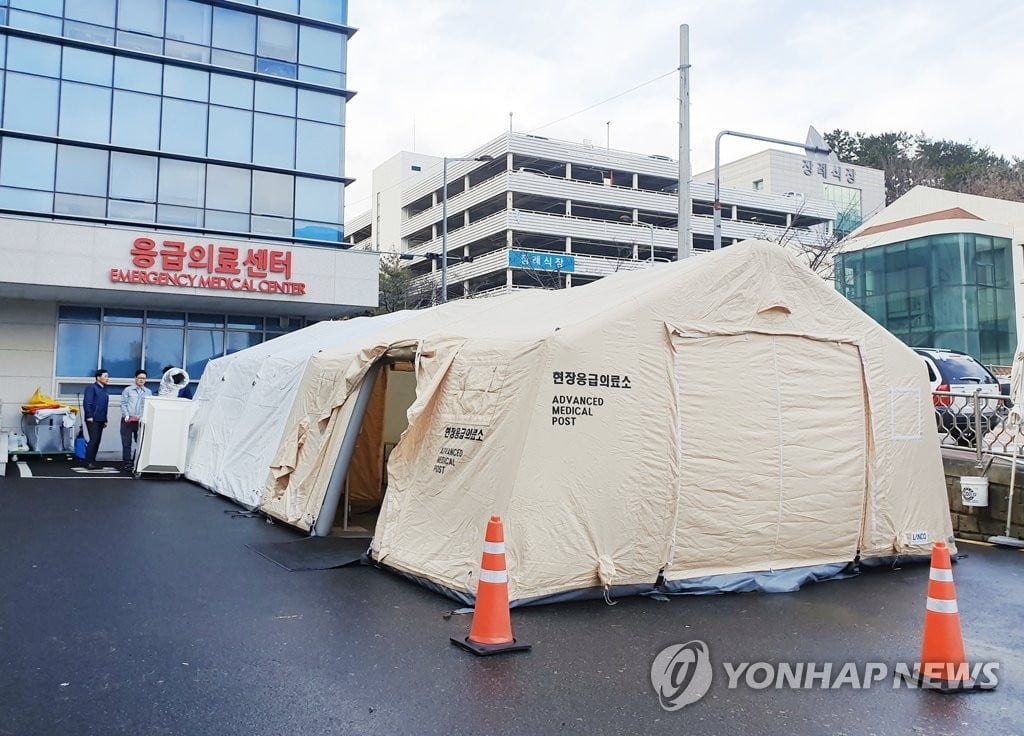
left=252, top=241, right=952, bottom=603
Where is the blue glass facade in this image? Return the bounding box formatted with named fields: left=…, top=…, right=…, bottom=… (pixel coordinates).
left=56, top=305, right=306, bottom=381
left=0, top=0, right=351, bottom=243
left=835, top=234, right=1016, bottom=364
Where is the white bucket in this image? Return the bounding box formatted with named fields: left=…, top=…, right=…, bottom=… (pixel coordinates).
left=960, top=476, right=989, bottom=507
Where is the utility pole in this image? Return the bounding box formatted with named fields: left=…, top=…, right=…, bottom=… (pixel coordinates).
left=678, top=24, right=691, bottom=260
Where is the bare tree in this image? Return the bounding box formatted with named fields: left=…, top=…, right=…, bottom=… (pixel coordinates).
left=757, top=202, right=847, bottom=282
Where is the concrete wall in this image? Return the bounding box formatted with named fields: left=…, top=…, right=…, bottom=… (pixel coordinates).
left=2, top=297, right=124, bottom=460
left=943, top=450, right=1024, bottom=542
left=0, top=299, right=57, bottom=433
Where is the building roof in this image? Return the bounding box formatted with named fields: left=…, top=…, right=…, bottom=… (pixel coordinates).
left=842, top=185, right=1024, bottom=251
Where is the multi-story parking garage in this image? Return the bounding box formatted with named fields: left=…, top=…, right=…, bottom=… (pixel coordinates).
left=345, top=132, right=883, bottom=301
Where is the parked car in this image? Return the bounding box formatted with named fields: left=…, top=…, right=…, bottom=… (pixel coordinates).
left=913, top=347, right=1004, bottom=446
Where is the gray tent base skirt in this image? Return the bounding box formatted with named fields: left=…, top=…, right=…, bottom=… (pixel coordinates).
left=370, top=555, right=935, bottom=608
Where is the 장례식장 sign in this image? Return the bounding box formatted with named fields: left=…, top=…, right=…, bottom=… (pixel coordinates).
left=508, top=250, right=575, bottom=273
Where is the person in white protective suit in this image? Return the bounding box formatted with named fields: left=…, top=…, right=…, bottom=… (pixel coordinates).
left=159, top=366, right=192, bottom=398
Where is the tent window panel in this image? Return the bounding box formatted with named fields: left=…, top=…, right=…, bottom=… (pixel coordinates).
left=890, top=388, right=923, bottom=441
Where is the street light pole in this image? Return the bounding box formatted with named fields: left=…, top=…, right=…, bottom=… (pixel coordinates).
left=440, top=154, right=494, bottom=303
left=441, top=157, right=450, bottom=303
left=643, top=221, right=654, bottom=261
left=712, top=130, right=831, bottom=251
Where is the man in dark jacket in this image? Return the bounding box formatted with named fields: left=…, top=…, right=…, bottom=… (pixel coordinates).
left=83, top=368, right=110, bottom=469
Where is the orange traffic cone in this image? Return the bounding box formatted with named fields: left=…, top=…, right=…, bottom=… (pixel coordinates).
left=451, top=515, right=531, bottom=656
left=903, top=541, right=994, bottom=692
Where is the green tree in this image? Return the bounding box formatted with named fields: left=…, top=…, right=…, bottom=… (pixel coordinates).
left=375, top=255, right=431, bottom=314
left=824, top=129, right=1022, bottom=205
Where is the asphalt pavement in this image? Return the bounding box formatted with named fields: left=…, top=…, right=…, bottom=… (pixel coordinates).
left=1, top=474, right=1022, bottom=736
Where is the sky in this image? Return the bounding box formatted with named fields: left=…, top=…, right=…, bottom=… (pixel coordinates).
left=342, top=0, right=1024, bottom=220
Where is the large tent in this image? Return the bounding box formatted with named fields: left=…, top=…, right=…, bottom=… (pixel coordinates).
left=190, top=241, right=953, bottom=603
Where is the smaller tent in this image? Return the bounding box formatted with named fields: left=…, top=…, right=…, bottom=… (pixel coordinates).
left=194, top=241, right=954, bottom=603
left=186, top=315, right=414, bottom=507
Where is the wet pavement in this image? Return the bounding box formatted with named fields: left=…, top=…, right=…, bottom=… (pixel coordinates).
left=1, top=475, right=1022, bottom=736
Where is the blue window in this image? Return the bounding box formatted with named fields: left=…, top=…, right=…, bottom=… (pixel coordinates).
left=109, top=152, right=157, bottom=202
left=258, top=17, right=297, bottom=62
left=210, top=74, right=253, bottom=108
left=227, top=315, right=263, bottom=330
left=55, top=193, right=106, bottom=217
left=252, top=113, right=295, bottom=168
left=251, top=215, right=291, bottom=237
left=294, top=177, right=340, bottom=222
left=116, top=30, right=163, bottom=55
left=301, top=0, right=347, bottom=24
left=12, top=0, right=63, bottom=17
left=111, top=91, right=161, bottom=149
left=187, top=329, right=224, bottom=376
left=254, top=81, right=295, bottom=115
left=108, top=200, right=155, bottom=221
left=206, top=164, right=250, bottom=211
left=259, top=0, right=299, bottom=13
left=299, top=26, right=343, bottom=71
left=255, top=58, right=296, bottom=78
left=102, top=325, right=144, bottom=378
left=212, top=7, right=255, bottom=53
left=252, top=170, right=293, bottom=217
left=7, top=37, right=60, bottom=76
left=226, top=331, right=262, bottom=354
left=60, top=306, right=102, bottom=322
left=208, top=106, right=253, bottom=161
left=0, top=187, right=52, bottom=211
left=161, top=99, right=208, bottom=156
left=298, top=66, right=342, bottom=88
left=56, top=145, right=108, bottom=196
left=298, top=89, right=342, bottom=123
left=1, top=138, right=56, bottom=190
left=64, top=0, right=116, bottom=27
left=158, top=158, right=205, bottom=207
left=296, top=120, right=340, bottom=176
left=164, top=66, right=209, bottom=101
left=148, top=312, right=186, bottom=326
left=105, top=309, right=144, bottom=325
left=8, top=9, right=62, bottom=34
left=59, top=83, right=112, bottom=143
left=166, top=0, right=212, bottom=45
left=294, top=221, right=341, bottom=242
left=164, top=39, right=211, bottom=64
left=205, top=210, right=249, bottom=232
left=4, top=73, right=59, bottom=135
left=117, top=0, right=164, bottom=36
left=158, top=204, right=203, bottom=227
left=65, top=22, right=116, bottom=46
left=61, top=47, right=113, bottom=86
left=144, top=327, right=185, bottom=378
left=114, top=57, right=162, bottom=93
left=56, top=323, right=100, bottom=376
left=210, top=49, right=253, bottom=72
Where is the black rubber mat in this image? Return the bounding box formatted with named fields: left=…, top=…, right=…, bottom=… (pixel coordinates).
left=247, top=536, right=370, bottom=571
left=4, top=458, right=129, bottom=479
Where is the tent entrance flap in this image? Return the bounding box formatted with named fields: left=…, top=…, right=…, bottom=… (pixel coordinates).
left=315, top=360, right=417, bottom=536
left=667, top=333, right=867, bottom=579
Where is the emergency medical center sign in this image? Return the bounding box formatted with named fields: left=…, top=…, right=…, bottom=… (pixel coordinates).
left=111, top=237, right=308, bottom=295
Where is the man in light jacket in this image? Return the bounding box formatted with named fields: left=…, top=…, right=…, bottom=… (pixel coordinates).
left=83, top=368, right=109, bottom=469
left=120, top=369, right=151, bottom=471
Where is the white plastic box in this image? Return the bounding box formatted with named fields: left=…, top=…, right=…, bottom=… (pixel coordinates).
left=134, top=396, right=193, bottom=476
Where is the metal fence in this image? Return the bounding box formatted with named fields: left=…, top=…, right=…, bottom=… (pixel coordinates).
left=930, top=389, right=1020, bottom=461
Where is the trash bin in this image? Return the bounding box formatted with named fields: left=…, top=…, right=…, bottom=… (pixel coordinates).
left=22, top=413, right=67, bottom=452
